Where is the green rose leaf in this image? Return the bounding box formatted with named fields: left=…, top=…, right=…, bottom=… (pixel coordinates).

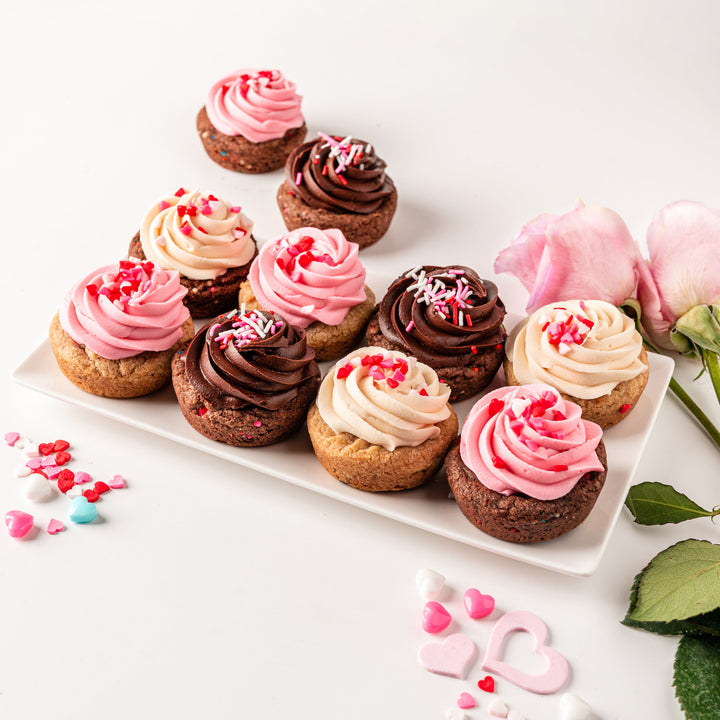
left=629, top=540, right=720, bottom=623
left=674, top=635, right=720, bottom=720
left=625, top=482, right=717, bottom=525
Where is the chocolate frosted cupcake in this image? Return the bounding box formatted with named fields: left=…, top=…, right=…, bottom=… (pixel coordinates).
left=366, top=265, right=506, bottom=402
left=172, top=308, right=321, bottom=447
left=197, top=69, right=307, bottom=173
left=276, top=132, right=397, bottom=249
left=129, top=188, right=257, bottom=318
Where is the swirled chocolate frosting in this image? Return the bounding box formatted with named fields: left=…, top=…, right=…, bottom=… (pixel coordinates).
left=377, top=265, right=506, bottom=365
left=286, top=133, right=394, bottom=214
left=184, top=308, right=320, bottom=410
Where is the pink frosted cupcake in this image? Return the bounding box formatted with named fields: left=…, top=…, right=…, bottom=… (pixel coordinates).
left=444, top=383, right=607, bottom=542
left=237, top=227, right=375, bottom=360
left=49, top=258, right=194, bottom=398
left=197, top=69, right=306, bottom=173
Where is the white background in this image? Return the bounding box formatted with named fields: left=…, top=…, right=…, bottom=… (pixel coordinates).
left=2, top=2, right=720, bottom=718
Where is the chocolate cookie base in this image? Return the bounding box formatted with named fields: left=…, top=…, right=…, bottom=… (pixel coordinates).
left=365, top=312, right=504, bottom=402
left=276, top=181, right=398, bottom=250
left=444, top=439, right=607, bottom=543
left=196, top=106, right=307, bottom=174
left=237, top=281, right=376, bottom=361
left=504, top=348, right=649, bottom=429
left=49, top=314, right=195, bottom=399
left=171, top=346, right=320, bottom=447
left=129, top=234, right=257, bottom=319
left=307, top=402, right=458, bottom=492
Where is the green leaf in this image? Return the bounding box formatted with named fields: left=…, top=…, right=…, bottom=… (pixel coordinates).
left=629, top=540, right=720, bottom=623
left=674, top=635, right=720, bottom=720
left=625, top=482, right=717, bottom=525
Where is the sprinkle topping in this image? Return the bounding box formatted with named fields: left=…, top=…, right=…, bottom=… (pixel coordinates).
left=538, top=306, right=594, bottom=355
left=335, top=352, right=433, bottom=393
left=211, top=308, right=283, bottom=350
left=275, top=234, right=337, bottom=275
left=316, top=132, right=370, bottom=179
left=403, top=267, right=475, bottom=327
left=85, top=259, right=155, bottom=306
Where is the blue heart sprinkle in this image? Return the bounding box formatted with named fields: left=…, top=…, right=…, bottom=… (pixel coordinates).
left=68, top=496, right=98, bottom=524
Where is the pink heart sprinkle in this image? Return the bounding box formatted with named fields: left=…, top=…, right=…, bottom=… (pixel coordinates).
left=26, top=458, right=43, bottom=470
left=457, top=692, right=476, bottom=709
left=422, top=601, right=452, bottom=634
left=47, top=519, right=65, bottom=535
left=4, top=431, right=20, bottom=446
left=108, top=474, right=126, bottom=489
left=45, top=466, right=64, bottom=479
left=5, top=510, right=34, bottom=538
left=464, top=588, right=496, bottom=619
left=74, top=471, right=92, bottom=485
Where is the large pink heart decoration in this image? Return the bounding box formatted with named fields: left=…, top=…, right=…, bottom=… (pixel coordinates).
left=481, top=610, right=569, bottom=694
left=5, top=510, right=34, bottom=539
left=417, top=633, right=476, bottom=679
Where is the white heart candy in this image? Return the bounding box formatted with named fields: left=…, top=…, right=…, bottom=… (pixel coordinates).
left=66, top=485, right=83, bottom=498
left=445, top=709, right=467, bottom=720
left=23, top=443, right=39, bottom=458
left=24, top=473, right=55, bottom=503
left=416, top=568, right=445, bottom=598
left=508, top=711, right=525, bottom=720
left=489, top=698, right=509, bottom=717
left=15, top=464, right=32, bottom=478
left=559, top=693, right=592, bottom=720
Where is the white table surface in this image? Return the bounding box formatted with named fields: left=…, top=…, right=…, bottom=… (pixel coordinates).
left=2, top=2, right=720, bottom=718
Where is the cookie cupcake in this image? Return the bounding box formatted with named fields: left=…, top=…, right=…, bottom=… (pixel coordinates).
left=128, top=188, right=257, bottom=318
left=505, top=299, right=649, bottom=428
left=365, top=265, right=506, bottom=402
left=237, top=227, right=375, bottom=361
left=49, top=258, right=194, bottom=398
left=445, top=383, right=607, bottom=543
left=197, top=69, right=306, bottom=173
left=307, top=347, right=458, bottom=492
left=172, top=307, right=320, bottom=447
left=276, top=132, right=397, bottom=249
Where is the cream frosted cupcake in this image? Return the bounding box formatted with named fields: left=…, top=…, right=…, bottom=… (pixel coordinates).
left=129, top=188, right=257, bottom=318
left=238, top=227, right=375, bottom=360
left=504, top=299, right=649, bottom=428
left=307, top=347, right=458, bottom=491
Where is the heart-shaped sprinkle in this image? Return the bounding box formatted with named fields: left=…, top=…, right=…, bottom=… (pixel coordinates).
left=23, top=444, right=39, bottom=458
left=108, top=474, right=126, bottom=489
left=24, top=473, right=55, bottom=503
left=417, top=633, right=475, bottom=679
left=57, top=468, right=75, bottom=483
left=422, top=601, right=452, bottom=633
left=57, top=476, right=75, bottom=494
left=25, top=457, right=43, bottom=470
left=478, top=675, right=495, bottom=693
left=15, top=464, right=32, bottom=478
left=38, top=442, right=54, bottom=456
left=68, top=496, right=97, bottom=524
left=559, top=693, right=592, bottom=720
left=464, top=588, right=495, bottom=619
left=45, top=465, right=62, bottom=479
left=416, top=568, right=445, bottom=598
left=55, top=451, right=71, bottom=466
left=74, top=471, right=92, bottom=485
left=66, top=485, right=83, bottom=498
left=40, top=456, right=57, bottom=468
left=457, top=692, right=476, bottom=709
left=4, top=431, right=20, bottom=446
left=5, top=510, right=34, bottom=538
left=47, top=519, right=65, bottom=535
left=488, top=698, right=509, bottom=717
left=52, top=439, right=70, bottom=452
left=83, top=489, right=100, bottom=503
left=94, top=481, right=110, bottom=494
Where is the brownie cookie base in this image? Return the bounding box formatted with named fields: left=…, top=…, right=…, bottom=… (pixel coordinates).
left=49, top=313, right=195, bottom=399
left=196, top=107, right=307, bottom=174
left=503, top=347, right=649, bottom=429
left=276, top=181, right=398, bottom=250
left=307, top=402, right=458, bottom=492
left=365, top=312, right=504, bottom=402
left=172, top=346, right=320, bottom=447
left=129, top=234, right=257, bottom=319
left=237, top=282, right=376, bottom=361
left=444, top=439, right=607, bottom=543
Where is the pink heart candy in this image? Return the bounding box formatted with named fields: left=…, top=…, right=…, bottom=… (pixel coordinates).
left=464, top=588, right=495, bottom=619
left=5, top=510, right=34, bottom=538
left=418, top=633, right=476, bottom=679
left=4, top=431, right=20, bottom=446
left=422, top=600, right=451, bottom=634
left=25, top=457, right=43, bottom=470
left=74, top=471, right=92, bottom=485
left=47, top=519, right=65, bottom=535
left=457, top=692, right=476, bottom=709
left=108, top=474, right=126, bottom=489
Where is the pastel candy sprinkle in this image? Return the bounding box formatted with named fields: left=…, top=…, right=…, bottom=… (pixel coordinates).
left=47, top=519, right=65, bottom=535
left=108, top=474, right=126, bottom=489
left=457, top=692, right=476, bottom=709
left=25, top=457, right=43, bottom=470
left=416, top=568, right=446, bottom=598
left=74, top=471, right=92, bottom=485
left=422, top=601, right=452, bottom=634
left=68, top=496, right=97, bottom=524
left=4, top=431, right=20, bottom=446
left=24, top=473, right=55, bottom=503
left=5, top=510, right=34, bottom=538
left=15, top=464, right=32, bottom=478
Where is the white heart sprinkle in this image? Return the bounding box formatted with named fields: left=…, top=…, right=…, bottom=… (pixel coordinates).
left=416, top=568, right=445, bottom=598
left=15, top=464, right=32, bottom=478
left=559, top=693, right=592, bottom=720
left=66, top=485, right=83, bottom=498
left=488, top=698, right=509, bottom=717
left=24, top=473, right=55, bottom=503
left=23, top=443, right=39, bottom=458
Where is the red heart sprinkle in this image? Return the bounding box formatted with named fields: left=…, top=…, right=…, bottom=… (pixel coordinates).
left=477, top=676, right=495, bottom=693
left=94, top=481, right=110, bottom=495
left=39, top=443, right=54, bottom=456
left=83, top=489, right=100, bottom=503
left=57, top=468, right=75, bottom=483
left=55, top=451, right=72, bottom=466
left=53, top=439, right=70, bottom=452
left=57, top=477, right=74, bottom=494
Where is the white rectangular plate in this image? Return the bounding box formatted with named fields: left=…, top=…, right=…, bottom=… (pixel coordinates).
left=12, top=286, right=673, bottom=576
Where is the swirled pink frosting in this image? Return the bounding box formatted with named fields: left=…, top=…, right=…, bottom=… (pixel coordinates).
left=59, top=259, right=190, bottom=360
left=248, top=227, right=367, bottom=327
left=459, top=384, right=604, bottom=500
left=205, top=69, right=304, bottom=143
